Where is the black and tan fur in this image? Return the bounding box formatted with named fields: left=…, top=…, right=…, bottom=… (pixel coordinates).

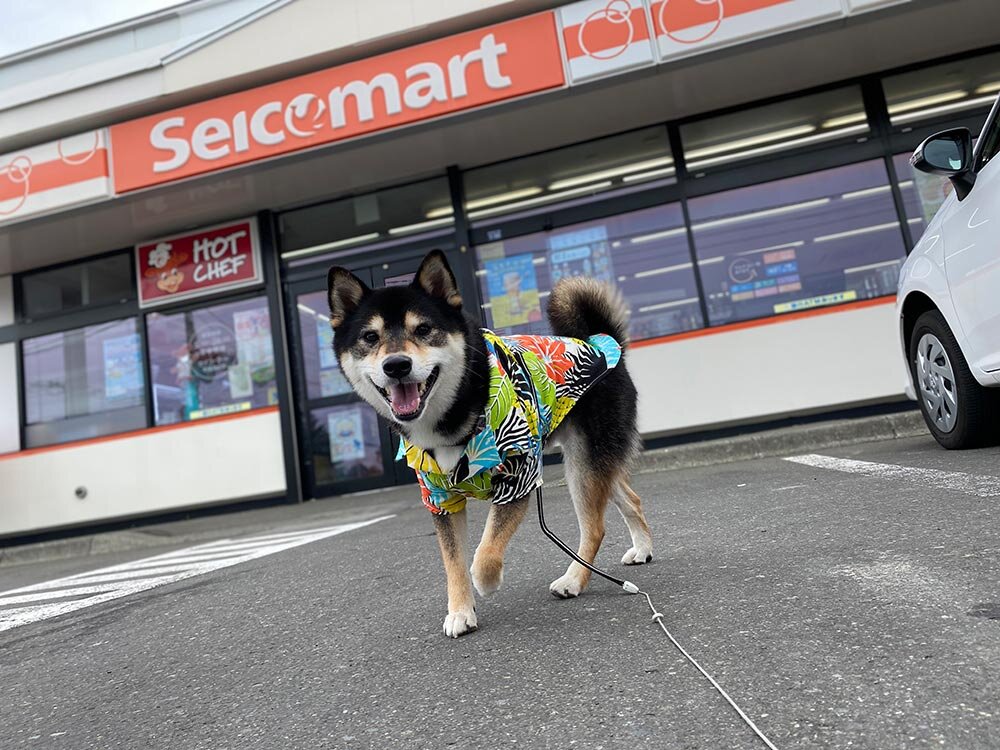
left=328, top=251, right=653, bottom=637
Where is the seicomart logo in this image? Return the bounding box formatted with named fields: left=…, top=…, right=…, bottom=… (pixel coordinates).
left=109, top=14, right=564, bottom=192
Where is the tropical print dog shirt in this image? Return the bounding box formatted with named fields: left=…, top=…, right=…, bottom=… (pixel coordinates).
left=396, top=330, right=622, bottom=515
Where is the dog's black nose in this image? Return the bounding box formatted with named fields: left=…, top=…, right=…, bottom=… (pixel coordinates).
left=382, top=355, right=412, bottom=380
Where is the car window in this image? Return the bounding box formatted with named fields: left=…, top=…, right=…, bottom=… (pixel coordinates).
left=976, top=109, right=1000, bottom=171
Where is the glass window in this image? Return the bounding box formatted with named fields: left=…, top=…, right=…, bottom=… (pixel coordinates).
left=463, top=127, right=674, bottom=225
left=883, top=51, right=1000, bottom=129
left=146, top=296, right=277, bottom=425
left=892, top=152, right=953, bottom=245
left=22, top=318, right=146, bottom=447
left=475, top=203, right=703, bottom=341
left=296, top=290, right=353, bottom=401
left=680, top=87, right=870, bottom=174
left=19, top=254, right=133, bottom=321
left=308, top=403, right=385, bottom=485
left=278, top=178, right=454, bottom=260
left=688, top=160, right=906, bottom=326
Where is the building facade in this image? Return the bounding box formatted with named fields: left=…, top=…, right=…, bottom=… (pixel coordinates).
left=2, top=0, right=999, bottom=537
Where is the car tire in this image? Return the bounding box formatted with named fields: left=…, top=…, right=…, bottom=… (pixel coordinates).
left=909, top=310, right=999, bottom=449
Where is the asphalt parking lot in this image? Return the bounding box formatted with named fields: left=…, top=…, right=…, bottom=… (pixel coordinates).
left=2, top=432, right=999, bottom=749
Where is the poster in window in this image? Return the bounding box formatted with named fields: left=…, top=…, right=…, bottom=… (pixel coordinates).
left=102, top=333, right=143, bottom=402
left=329, top=407, right=365, bottom=464
left=228, top=362, right=254, bottom=399
left=316, top=319, right=337, bottom=370
left=484, top=253, right=542, bottom=328
left=233, top=308, right=275, bottom=384
left=320, top=369, right=353, bottom=397
left=548, top=225, right=615, bottom=285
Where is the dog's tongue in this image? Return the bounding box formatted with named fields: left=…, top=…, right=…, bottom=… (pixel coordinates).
left=389, top=382, right=420, bottom=414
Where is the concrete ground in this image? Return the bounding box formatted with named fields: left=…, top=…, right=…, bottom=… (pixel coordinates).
left=2, top=431, right=999, bottom=749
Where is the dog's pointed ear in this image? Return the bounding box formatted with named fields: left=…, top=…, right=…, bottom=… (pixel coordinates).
left=327, top=267, right=370, bottom=328
left=414, top=250, right=462, bottom=308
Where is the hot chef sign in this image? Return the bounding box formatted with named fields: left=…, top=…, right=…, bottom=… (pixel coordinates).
left=135, top=217, right=262, bottom=307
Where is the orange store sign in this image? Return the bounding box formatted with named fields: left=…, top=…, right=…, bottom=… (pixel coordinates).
left=109, top=13, right=565, bottom=193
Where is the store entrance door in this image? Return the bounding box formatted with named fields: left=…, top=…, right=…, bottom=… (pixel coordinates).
left=287, top=253, right=446, bottom=498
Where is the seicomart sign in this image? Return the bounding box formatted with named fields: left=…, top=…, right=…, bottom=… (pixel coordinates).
left=109, top=14, right=565, bottom=192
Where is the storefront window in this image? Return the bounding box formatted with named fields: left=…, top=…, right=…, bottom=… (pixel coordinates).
left=22, top=318, right=146, bottom=447
left=296, top=290, right=353, bottom=400
left=279, top=178, right=454, bottom=261
left=464, top=127, right=674, bottom=225
left=475, top=203, right=703, bottom=341
left=308, top=402, right=385, bottom=485
left=146, top=296, right=277, bottom=425
left=19, top=254, right=133, bottom=322
left=689, top=160, right=906, bottom=326
left=892, top=152, right=952, bottom=245
left=680, top=87, right=870, bottom=173
left=882, top=51, right=1000, bottom=129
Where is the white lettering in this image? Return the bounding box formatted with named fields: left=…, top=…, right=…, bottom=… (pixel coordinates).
left=192, top=230, right=247, bottom=264
left=250, top=102, right=285, bottom=146
left=328, top=74, right=402, bottom=128
left=232, top=111, right=250, bottom=153
left=192, top=254, right=247, bottom=284
left=150, top=117, right=190, bottom=173
left=192, top=118, right=231, bottom=161
left=447, top=33, right=510, bottom=99
left=403, top=62, right=448, bottom=109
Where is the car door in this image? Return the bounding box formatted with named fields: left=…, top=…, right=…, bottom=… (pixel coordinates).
left=941, top=99, right=1000, bottom=375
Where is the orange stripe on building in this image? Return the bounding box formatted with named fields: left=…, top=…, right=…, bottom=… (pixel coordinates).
left=562, top=8, right=652, bottom=59
left=0, top=149, right=109, bottom=203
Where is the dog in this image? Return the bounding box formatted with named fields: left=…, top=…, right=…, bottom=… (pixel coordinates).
left=327, top=250, right=653, bottom=637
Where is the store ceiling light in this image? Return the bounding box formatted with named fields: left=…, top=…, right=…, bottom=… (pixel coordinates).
left=736, top=240, right=805, bottom=256
left=468, top=181, right=613, bottom=219
left=684, top=125, right=816, bottom=161
left=622, top=166, right=677, bottom=183
left=975, top=81, right=1000, bottom=95
left=891, top=94, right=997, bottom=125
left=425, top=187, right=544, bottom=219
left=697, top=255, right=725, bottom=265
left=692, top=198, right=831, bottom=233
left=280, top=232, right=381, bottom=259
left=821, top=112, right=867, bottom=129
left=387, top=217, right=454, bottom=236
left=843, top=259, right=903, bottom=275
left=841, top=185, right=891, bottom=200
left=630, top=227, right=687, bottom=244
left=633, top=261, right=693, bottom=279
left=547, top=156, right=674, bottom=191
left=887, top=90, right=967, bottom=115
left=686, top=124, right=869, bottom=171
left=638, top=297, right=699, bottom=313
left=813, top=221, right=899, bottom=243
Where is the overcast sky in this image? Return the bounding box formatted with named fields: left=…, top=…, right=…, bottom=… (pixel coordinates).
left=0, top=0, right=184, bottom=58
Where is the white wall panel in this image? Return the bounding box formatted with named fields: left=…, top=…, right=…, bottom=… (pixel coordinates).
left=0, top=275, right=12, bottom=326
left=0, top=343, right=18, bottom=455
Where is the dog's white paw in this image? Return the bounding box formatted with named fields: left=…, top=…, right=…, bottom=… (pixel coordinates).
left=470, top=557, right=503, bottom=597
left=621, top=546, right=653, bottom=566
left=549, top=573, right=585, bottom=599
left=442, top=608, right=478, bottom=638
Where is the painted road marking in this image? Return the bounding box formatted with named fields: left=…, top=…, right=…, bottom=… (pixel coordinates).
left=784, top=454, right=1000, bottom=498
left=0, top=516, right=394, bottom=633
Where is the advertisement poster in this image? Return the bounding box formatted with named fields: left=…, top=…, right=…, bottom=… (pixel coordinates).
left=548, top=225, right=614, bottom=285
left=316, top=320, right=337, bottom=370
left=484, top=253, right=542, bottom=328
left=228, top=363, right=254, bottom=399
left=190, top=323, right=237, bottom=381
left=233, top=308, right=275, bottom=383
left=329, top=407, right=366, bottom=464
left=102, top=333, right=143, bottom=402
left=320, top=369, right=353, bottom=398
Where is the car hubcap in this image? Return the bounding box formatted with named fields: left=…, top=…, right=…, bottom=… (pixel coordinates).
left=916, top=333, right=958, bottom=433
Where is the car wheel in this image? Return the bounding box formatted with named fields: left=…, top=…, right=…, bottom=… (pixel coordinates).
left=910, top=310, right=998, bottom=449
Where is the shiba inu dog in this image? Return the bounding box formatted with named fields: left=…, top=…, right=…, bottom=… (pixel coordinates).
left=327, top=250, right=652, bottom=637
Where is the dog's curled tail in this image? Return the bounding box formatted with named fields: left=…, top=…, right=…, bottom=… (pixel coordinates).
left=547, top=277, right=630, bottom=349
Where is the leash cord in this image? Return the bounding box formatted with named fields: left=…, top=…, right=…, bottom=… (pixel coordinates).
left=535, top=487, right=779, bottom=750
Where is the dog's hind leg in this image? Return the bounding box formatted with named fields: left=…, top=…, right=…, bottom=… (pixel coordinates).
left=614, top=479, right=653, bottom=566
left=549, top=431, right=615, bottom=599
left=471, top=497, right=529, bottom=597
left=433, top=509, right=478, bottom=638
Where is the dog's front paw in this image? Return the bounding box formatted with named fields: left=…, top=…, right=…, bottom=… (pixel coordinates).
left=442, top=608, right=478, bottom=638
left=470, top=555, right=503, bottom=597
left=621, top=545, right=653, bottom=566
left=549, top=572, right=585, bottom=599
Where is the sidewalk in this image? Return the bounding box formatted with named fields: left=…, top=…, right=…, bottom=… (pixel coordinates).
left=0, top=409, right=927, bottom=567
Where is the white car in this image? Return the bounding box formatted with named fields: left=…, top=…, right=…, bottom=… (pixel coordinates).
left=897, top=96, right=1000, bottom=449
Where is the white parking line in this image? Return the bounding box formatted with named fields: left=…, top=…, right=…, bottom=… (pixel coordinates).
left=0, top=516, right=394, bottom=633
left=784, top=454, right=1000, bottom=498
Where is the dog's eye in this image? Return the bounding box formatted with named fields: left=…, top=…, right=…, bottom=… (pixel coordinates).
left=362, top=331, right=380, bottom=345
left=414, top=323, right=432, bottom=337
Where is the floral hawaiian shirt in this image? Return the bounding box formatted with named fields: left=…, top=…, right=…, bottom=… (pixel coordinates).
left=396, top=330, right=622, bottom=515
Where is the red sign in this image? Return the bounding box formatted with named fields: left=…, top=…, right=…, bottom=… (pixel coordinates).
left=109, top=13, right=565, bottom=193
left=136, top=218, right=262, bottom=307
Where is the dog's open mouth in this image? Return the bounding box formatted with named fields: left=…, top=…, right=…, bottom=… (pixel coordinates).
left=372, top=367, right=440, bottom=421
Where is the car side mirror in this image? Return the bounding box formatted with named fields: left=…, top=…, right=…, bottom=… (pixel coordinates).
left=911, top=128, right=976, bottom=200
